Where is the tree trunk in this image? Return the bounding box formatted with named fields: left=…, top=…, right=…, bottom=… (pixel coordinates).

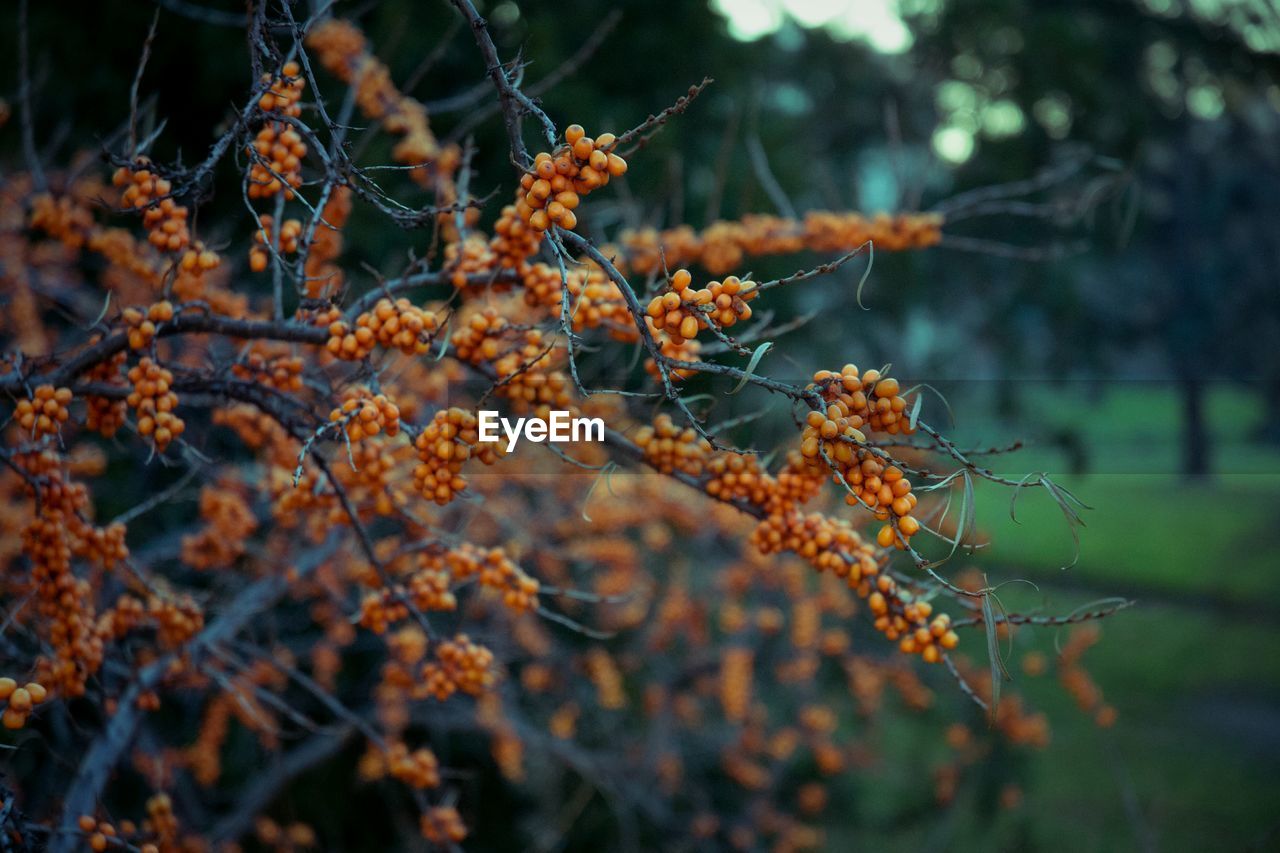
left=1258, top=376, right=1280, bottom=445
left=1180, top=374, right=1211, bottom=479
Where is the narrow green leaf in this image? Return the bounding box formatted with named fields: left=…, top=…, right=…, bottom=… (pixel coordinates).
left=1008, top=471, right=1042, bottom=524
left=580, top=461, right=617, bottom=523
left=907, top=391, right=924, bottom=431
left=982, top=584, right=1001, bottom=725
left=728, top=341, right=773, bottom=395
left=855, top=241, right=875, bottom=310
left=89, top=291, right=113, bottom=328
left=434, top=317, right=452, bottom=361
left=940, top=470, right=975, bottom=564
left=1041, top=474, right=1090, bottom=569
left=903, top=382, right=956, bottom=429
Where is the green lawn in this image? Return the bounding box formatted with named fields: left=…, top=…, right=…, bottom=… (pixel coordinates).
left=854, top=384, right=1280, bottom=851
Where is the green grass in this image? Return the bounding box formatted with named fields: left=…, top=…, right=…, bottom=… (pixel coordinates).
left=970, top=472, right=1280, bottom=605
left=855, top=384, right=1280, bottom=851
left=942, top=383, right=1280, bottom=607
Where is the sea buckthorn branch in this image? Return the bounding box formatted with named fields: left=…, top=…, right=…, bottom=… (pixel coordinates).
left=930, top=147, right=1102, bottom=220
left=125, top=10, right=161, bottom=159
left=546, top=236, right=592, bottom=396
left=614, top=78, right=716, bottom=157
left=442, top=11, right=623, bottom=146
left=16, top=0, right=46, bottom=191
left=292, top=424, right=442, bottom=641
left=516, top=127, right=628, bottom=233
left=568, top=335, right=1092, bottom=644
left=557, top=228, right=782, bottom=445
left=747, top=133, right=799, bottom=220
left=103, top=51, right=286, bottom=215
left=449, top=0, right=557, bottom=168
left=0, top=9, right=1139, bottom=847
left=305, top=16, right=464, bottom=190
left=10, top=262, right=1034, bottom=622
left=206, top=643, right=378, bottom=745
left=942, top=652, right=989, bottom=713
left=616, top=210, right=942, bottom=277
left=207, top=723, right=357, bottom=844
left=264, top=84, right=473, bottom=233
left=751, top=242, right=873, bottom=294
left=949, top=598, right=1135, bottom=630
left=531, top=233, right=817, bottom=407
left=53, top=537, right=340, bottom=853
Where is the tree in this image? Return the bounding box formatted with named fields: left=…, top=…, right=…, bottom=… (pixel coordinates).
left=0, top=2, right=1126, bottom=850
left=910, top=0, right=1280, bottom=477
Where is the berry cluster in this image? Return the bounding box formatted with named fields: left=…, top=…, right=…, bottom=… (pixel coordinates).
left=489, top=328, right=574, bottom=417
left=29, top=192, right=94, bottom=248
left=122, top=300, right=173, bottom=350
left=232, top=345, right=304, bottom=391
left=443, top=543, right=540, bottom=614
left=406, top=565, right=458, bottom=612
left=522, top=261, right=636, bottom=339
left=863, top=575, right=952, bottom=662
left=150, top=594, right=205, bottom=650
left=357, top=590, right=410, bottom=635
left=249, top=214, right=302, bottom=271
left=386, top=742, right=442, bottom=788
left=181, top=482, right=258, bottom=570
left=449, top=307, right=507, bottom=363
left=248, top=61, right=307, bottom=200
left=490, top=202, right=544, bottom=271
left=412, top=407, right=502, bottom=505
left=1058, top=625, right=1116, bottom=727
left=98, top=594, right=147, bottom=640
left=633, top=414, right=713, bottom=476
left=802, top=365, right=919, bottom=546
left=126, top=357, right=184, bottom=453
left=621, top=211, right=944, bottom=276
left=419, top=806, right=467, bottom=846
left=143, top=793, right=180, bottom=849
left=890, top=603, right=959, bottom=663
left=113, top=159, right=190, bottom=252
left=645, top=269, right=757, bottom=343
left=421, top=634, right=495, bottom=700
left=517, top=124, right=627, bottom=233
left=1, top=677, right=48, bottom=729
left=179, top=241, right=222, bottom=277
left=752, top=511, right=881, bottom=587
left=358, top=563, right=459, bottom=633
left=329, top=389, right=401, bottom=442
left=446, top=234, right=500, bottom=289
left=338, top=440, right=408, bottom=518
left=719, top=647, right=753, bottom=722
left=645, top=331, right=702, bottom=381
left=306, top=20, right=458, bottom=189
left=84, top=348, right=128, bottom=437
left=76, top=814, right=161, bottom=853
left=810, top=367, right=916, bottom=435
left=705, top=452, right=771, bottom=505
left=18, top=456, right=108, bottom=697
left=86, top=226, right=162, bottom=284
left=13, top=384, right=72, bottom=439
left=326, top=297, right=441, bottom=359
